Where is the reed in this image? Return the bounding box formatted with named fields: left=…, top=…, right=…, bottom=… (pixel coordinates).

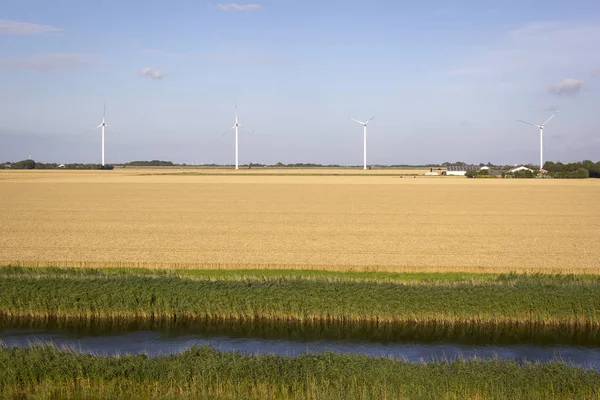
left=1, top=345, right=598, bottom=400
left=3, top=315, right=600, bottom=347
left=1, top=267, right=600, bottom=326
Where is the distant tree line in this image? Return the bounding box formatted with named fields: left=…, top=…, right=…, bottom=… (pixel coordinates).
left=6, top=159, right=37, bottom=169
left=124, top=160, right=174, bottom=167
left=4, top=160, right=112, bottom=170
left=5, top=159, right=599, bottom=177
left=503, top=170, right=536, bottom=179
left=544, top=161, right=600, bottom=179
left=464, top=169, right=500, bottom=179
left=464, top=160, right=600, bottom=179
left=274, top=162, right=340, bottom=168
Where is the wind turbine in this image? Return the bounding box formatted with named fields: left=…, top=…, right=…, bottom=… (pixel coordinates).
left=351, top=114, right=380, bottom=170
left=224, top=103, right=252, bottom=170
left=516, top=111, right=558, bottom=172
left=93, top=103, right=108, bottom=167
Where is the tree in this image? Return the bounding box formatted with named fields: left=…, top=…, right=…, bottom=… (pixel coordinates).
left=125, top=160, right=174, bottom=167
left=465, top=170, right=478, bottom=178
left=11, top=159, right=36, bottom=169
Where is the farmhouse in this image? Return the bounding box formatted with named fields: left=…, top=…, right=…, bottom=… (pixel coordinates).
left=446, top=165, right=480, bottom=176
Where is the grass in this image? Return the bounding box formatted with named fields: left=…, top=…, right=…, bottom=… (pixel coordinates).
left=1, top=267, right=600, bottom=326
left=1, top=345, right=599, bottom=399
left=1, top=170, right=599, bottom=274
left=0, top=265, right=504, bottom=282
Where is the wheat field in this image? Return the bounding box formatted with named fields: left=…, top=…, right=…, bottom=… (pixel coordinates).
left=1, top=169, right=599, bottom=273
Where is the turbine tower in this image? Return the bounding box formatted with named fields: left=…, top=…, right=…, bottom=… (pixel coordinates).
left=351, top=114, right=380, bottom=170
left=93, top=103, right=108, bottom=167
left=225, top=103, right=252, bottom=170
left=516, top=111, right=558, bottom=172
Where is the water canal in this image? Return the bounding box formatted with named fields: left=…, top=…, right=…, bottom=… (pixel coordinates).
left=1, top=319, right=598, bottom=369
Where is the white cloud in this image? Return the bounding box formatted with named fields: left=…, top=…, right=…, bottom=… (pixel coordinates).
left=215, top=3, right=262, bottom=12
left=0, top=19, right=62, bottom=35
left=0, top=53, right=97, bottom=71
left=138, top=67, right=165, bottom=80
left=548, top=78, right=585, bottom=96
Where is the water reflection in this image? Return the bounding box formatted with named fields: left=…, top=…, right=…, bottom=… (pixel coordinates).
left=1, top=318, right=599, bottom=369
left=2, top=317, right=599, bottom=346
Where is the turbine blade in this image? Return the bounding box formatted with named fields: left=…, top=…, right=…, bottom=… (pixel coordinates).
left=542, top=112, right=558, bottom=126
left=235, top=102, right=238, bottom=124
left=515, top=120, right=538, bottom=128
left=350, top=118, right=365, bottom=125
left=222, top=126, right=235, bottom=137
left=365, top=113, right=380, bottom=125
left=103, top=101, right=106, bottom=119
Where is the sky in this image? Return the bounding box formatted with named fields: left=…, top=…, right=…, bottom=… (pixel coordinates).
left=1, top=0, right=600, bottom=166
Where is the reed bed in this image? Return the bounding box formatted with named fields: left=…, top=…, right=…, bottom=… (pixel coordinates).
left=1, top=267, right=600, bottom=326
left=1, top=345, right=599, bottom=400
left=1, top=171, right=599, bottom=273
left=4, top=314, right=600, bottom=347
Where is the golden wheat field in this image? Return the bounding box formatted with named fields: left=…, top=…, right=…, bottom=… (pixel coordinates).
left=1, top=169, right=599, bottom=273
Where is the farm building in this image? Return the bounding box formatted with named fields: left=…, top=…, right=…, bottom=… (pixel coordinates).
left=446, top=165, right=481, bottom=176
left=509, top=166, right=534, bottom=173
left=425, top=167, right=442, bottom=176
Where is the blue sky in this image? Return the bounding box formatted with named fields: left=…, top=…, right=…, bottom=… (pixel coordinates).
left=1, top=0, right=599, bottom=165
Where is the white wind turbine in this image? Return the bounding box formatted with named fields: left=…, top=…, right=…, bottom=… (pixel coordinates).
left=516, top=111, right=559, bottom=172
left=93, top=103, right=109, bottom=167
left=351, top=114, right=380, bottom=170
left=224, top=103, right=252, bottom=170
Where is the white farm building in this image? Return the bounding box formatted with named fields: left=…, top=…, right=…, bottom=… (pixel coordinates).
left=445, top=165, right=481, bottom=176
left=508, top=166, right=534, bottom=173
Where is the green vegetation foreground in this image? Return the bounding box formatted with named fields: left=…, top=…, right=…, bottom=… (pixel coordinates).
left=1, top=345, right=599, bottom=400
left=1, top=267, right=600, bottom=325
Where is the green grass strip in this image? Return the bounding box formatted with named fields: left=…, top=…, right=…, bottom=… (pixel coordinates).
left=1, top=267, right=600, bottom=325
left=0, top=345, right=598, bottom=400
left=5, top=265, right=600, bottom=283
